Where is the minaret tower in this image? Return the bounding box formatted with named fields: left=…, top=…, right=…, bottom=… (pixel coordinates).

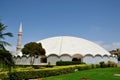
left=16, top=23, right=22, bottom=56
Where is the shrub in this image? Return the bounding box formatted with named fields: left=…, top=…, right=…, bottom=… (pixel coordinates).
left=95, top=64, right=100, bottom=68
left=8, top=66, right=75, bottom=80
left=99, top=61, right=117, bottom=68
left=0, top=72, right=8, bottom=79
left=99, top=61, right=106, bottom=68
left=32, top=65, right=40, bottom=69
left=107, top=61, right=117, bottom=67
left=8, top=64, right=91, bottom=80
left=56, top=61, right=85, bottom=66
left=45, top=62, right=53, bottom=68
left=91, top=64, right=96, bottom=68
left=75, top=65, right=91, bottom=71
left=91, top=64, right=100, bottom=68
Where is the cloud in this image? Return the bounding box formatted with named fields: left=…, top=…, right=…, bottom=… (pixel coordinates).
left=94, top=41, right=120, bottom=51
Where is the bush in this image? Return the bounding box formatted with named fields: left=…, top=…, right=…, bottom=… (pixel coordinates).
left=99, top=61, right=117, bottom=68
left=8, top=67, right=75, bottom=80
left=56, top=61, right=85, bottom=66
left=75, top=65, right=91, bottom=71
left=91, top=64, right=100, bottom=68
left=45, top=62, right=53, bottom=68
left=8, top=64, right=91, bottom=80
left=99, top=61, right=106, bottom=68
left=32, top=65, right=40, bottom=69
left=107, top=61, right=117, bottom=67
left=0, top=72, right=8, bottom=79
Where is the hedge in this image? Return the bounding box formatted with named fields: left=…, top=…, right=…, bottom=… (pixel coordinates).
left=1, top=64, right=100, bottom=80
left=0, top=72, right=8, bottom=80
left=56, top=61, right=85, bottom=66
left=8, top=66, right=75, bottom=80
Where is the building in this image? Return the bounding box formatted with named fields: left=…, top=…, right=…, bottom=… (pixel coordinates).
left=37, top=36, right=118, bottom=65
left=15, top=25, right=118, bottom=65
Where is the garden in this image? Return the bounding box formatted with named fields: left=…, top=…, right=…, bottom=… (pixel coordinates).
left=0, top=60, right=119, bottom=80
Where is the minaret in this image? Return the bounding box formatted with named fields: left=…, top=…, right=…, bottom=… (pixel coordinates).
left=16, top=23, right=22, bottom=56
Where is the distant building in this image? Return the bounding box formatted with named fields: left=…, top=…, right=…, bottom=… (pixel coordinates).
left=110, top=48, right=120, bottom=55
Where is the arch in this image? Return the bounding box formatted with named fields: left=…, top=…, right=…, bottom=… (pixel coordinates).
left=47, top=54, right=59, bottom=65
left=72, top=54, right=83, bottom=62
left=47, top=54, right=59, bottom=58
left=60, top=54, right=72, bottom=58
left=103, top=54, right=109, bottom=58
left=60, top=54, right=72, bottom=61
left=94, top=54, right=103, bottom=64
left=83, top=55, right=94, bottom=64
left=95, top=54, right=102, bottom=58
left=103, top=55, right=109, bottom=63
left=84, top=54, right=94, bottom=58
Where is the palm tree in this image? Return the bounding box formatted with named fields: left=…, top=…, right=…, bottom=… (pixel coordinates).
left=0, top=22, right=13, bottom=50
left=0, top=21, right=14, bottom=72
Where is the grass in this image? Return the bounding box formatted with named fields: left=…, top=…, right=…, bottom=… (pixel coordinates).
left=43, top=68, right=120, bottom=80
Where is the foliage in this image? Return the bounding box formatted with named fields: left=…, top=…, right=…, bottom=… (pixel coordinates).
left=22, top=42, right=46, bottom=65
left=22, top=42, right=45, bottom=56
left=0, top=50, right=14, bottom=72
left=0, top=72, right=8, bottom=79
left=56, top=61, right=85, bottom=66
left=99, top=61, right=117, bottom=68
left=8, top=66, right=75, bottom=80
left=117, top=54, right=120, bottom=61
left=107, top=61, right=117, bottom=67
left=99, top=61, right=105, bottom=68
left=0, top=22, right=13, bottom=50
left=2, top=63, right=118, bottom=80
left=46, top=62, right=53, bottom=68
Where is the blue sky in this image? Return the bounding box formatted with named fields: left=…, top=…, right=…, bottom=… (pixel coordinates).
left=0, top=0, right=120, bottom=54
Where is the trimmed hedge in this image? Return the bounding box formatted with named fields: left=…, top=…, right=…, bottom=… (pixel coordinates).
left=8, top=67, right=75, bottom=80
left=56, top=61, right=85, bottom=66
left=3, top=64, right=103, bottom=80
left=8, top=64, right=91, bottom=80
left=0, top=61, right=117, bottom=80
left=0, top=72, right=9, bottom=80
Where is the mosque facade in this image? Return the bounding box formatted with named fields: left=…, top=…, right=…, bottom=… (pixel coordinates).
left=15, top=24, right=118, bottom=65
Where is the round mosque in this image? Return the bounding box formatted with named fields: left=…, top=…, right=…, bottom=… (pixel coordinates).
left=37, top=36, right=118, bottom=65
left=15, top=25, right=118, bottom=65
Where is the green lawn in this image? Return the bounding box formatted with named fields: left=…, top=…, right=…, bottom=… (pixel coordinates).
left=43, top=68, right=120, bottom=80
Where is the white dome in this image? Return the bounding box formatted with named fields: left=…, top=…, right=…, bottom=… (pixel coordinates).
left=37, top=36, right=110, bottom=56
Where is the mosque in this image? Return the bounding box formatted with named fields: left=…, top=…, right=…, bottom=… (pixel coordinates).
left=15, top=23, right=118, bottom=65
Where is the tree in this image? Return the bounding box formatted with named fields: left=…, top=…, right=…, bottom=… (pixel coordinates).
left=0, top=21, right=14, bottom=72
left=22, top=42, right=46, bottom=65
left=0, top=50, right=14, bottom=71
left=118, top=54, right=120, bottom=61
left=0, top=22, right=13, bottom=50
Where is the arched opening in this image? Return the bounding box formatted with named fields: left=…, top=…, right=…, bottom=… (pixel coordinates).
left=72, top=58, right=81, bottom=61
left=41, top=56, right=47, bottom=63
left=72, top=54, right=83, bottom=62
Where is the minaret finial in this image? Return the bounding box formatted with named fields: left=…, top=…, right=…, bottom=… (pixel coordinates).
left=19, top=22, right=22, bottom=32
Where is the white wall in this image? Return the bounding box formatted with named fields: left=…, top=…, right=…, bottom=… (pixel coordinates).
left=60, top=55, right=72, bottom=61
left=47, top=55, right=59, bottom=65
left=83, top=56, right=94, bottom=64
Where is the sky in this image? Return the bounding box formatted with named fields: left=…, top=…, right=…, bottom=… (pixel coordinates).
left=0, top=0, right=120, bottom=55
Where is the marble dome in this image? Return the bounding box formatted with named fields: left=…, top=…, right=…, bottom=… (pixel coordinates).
left=37, top=36, right=110, bottom=56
